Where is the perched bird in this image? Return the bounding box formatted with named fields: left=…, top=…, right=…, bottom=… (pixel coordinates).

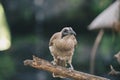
left=114, top=51, right=120, bottom=64
left=49, top=27, right=77, bottom=77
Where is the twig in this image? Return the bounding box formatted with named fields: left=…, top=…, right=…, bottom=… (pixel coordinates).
left=24, top=55, right=110, bottom=80
left=90, top=29, right=104, bottom=74
left=108, top=65, right=120, bottom=75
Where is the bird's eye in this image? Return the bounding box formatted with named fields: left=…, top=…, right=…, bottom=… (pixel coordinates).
left=64, top=29, right=68, bottom=32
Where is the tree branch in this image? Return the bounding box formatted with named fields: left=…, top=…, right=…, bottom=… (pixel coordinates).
left=24, top=55, right=110, bottom=80
left=108, top=65, right=120, bottom=75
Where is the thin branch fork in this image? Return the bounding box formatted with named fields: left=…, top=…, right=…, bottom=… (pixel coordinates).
left=24, top=56, right=110, bottom=80
left=108, top=65, right=120, bottom=75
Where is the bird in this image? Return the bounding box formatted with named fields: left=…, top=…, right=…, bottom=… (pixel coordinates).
left=49, top=27, right=77, bottom=77
left=114, top=51, right=120, bottom=64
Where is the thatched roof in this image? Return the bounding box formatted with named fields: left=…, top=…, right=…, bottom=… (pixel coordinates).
left=88, top=0, right=120, bottom=30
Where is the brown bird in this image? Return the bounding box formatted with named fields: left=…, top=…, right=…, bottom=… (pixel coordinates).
left=114, top=51, right=120, bottom=64
left=49, top=27, right=77, bottom=77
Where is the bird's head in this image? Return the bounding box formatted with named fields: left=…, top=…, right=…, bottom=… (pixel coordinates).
left=61, top=27, right=76, bottom=38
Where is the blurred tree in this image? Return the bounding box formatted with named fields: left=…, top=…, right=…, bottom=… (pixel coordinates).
left=0, top=0, right=119, bottom=80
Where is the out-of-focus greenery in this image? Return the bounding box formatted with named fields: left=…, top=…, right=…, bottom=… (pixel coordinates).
left=0, top=0, right=120, bottom=80
left=91, top=0, right=113, bottom=13
left=0, top=54, right=15, bottom=80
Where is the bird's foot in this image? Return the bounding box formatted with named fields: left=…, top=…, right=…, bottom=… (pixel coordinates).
left=51, top=61, right=56, bottom=65
left=68, top=67, right=74, bottom=71
left=68, top=64, right=74, bottom=70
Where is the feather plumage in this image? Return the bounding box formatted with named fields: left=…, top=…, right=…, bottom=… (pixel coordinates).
left=49, top=27, right=77, bottom=78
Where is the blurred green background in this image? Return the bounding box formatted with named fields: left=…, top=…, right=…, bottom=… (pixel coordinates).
left=0, top=0, right=120, bottom=80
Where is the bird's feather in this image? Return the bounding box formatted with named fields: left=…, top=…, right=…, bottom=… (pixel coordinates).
left=49, top=27, right=77, bottom=78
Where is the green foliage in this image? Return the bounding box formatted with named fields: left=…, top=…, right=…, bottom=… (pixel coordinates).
left=91, top=0, right=113, bottom=13
left=0, top=54, right=16, bottom=80
left=0, top=0, right=119, bottom=79
left=69, top=0, right=83, bottom=6
left=100, top=34, right=120, bottom=53
left=100, top=35, right=112, bottom=53
left=13, top=35, right=37, bottom=43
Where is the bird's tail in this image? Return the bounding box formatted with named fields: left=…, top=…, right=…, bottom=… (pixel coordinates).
left=52, top=58, right=66, bottom=78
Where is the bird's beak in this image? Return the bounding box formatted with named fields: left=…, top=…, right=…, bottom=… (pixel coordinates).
left=71, top=30, right=76, bottom=35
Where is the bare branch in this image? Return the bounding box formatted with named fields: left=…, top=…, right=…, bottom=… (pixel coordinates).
left=24, top=55, right=110, bottom=80
left=108, top=65, right=120, bottom=75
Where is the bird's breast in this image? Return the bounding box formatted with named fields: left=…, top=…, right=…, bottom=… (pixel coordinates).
left=55, top=38, right=75, bottom=51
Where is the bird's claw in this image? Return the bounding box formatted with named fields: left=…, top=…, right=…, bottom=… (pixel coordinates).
left=68, top=67, right=74, bottom=71
left=51, top=61, right=56, bottom=65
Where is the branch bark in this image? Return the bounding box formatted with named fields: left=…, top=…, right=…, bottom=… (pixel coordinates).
left=108, top=65, right=120, bottom=75
left=24, top=55, right=110, bottom=80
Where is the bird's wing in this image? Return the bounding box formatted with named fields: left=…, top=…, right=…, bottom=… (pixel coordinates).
left=72, top=35, right=77, bottom=47
left=49, top=32, right=60, bottom=46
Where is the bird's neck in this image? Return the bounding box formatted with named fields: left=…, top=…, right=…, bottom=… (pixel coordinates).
left=62, top=35, right=73, bottom=40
